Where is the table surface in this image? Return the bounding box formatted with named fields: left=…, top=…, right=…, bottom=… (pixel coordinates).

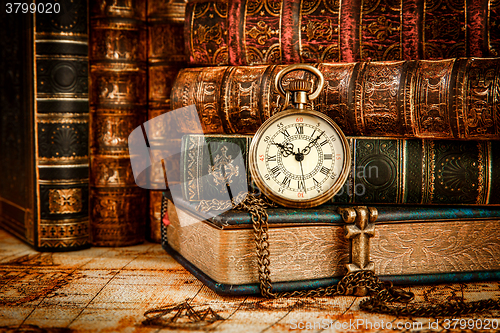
left=0, top=228, right=499, bottom=333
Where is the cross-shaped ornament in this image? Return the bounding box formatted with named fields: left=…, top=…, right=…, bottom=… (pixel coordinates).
left=338, top=206, right=378, bottom=296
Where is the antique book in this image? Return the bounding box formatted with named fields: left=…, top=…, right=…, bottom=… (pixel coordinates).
left=89, top=0, right=148, bottom=246
left=185, top=0, right=499, bottom=66
left=171, top=58, right=500, bottom=140
left=162, top=195, right=500, bottom=295
left=147, top=0, right=188, bottom=243
left=492, top=2, right=500, bottom=56
left=0, top=1, right=90, bottom=250
left=180, top=134, right=500, bottom=206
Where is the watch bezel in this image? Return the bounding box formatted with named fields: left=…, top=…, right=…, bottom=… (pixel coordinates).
left=249, top=109, right=351, bottom=208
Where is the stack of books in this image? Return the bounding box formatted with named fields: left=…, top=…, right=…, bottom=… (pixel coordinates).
left=0, top=0, right=188, bottom=249
left=160, top=0, right=500, bottom=295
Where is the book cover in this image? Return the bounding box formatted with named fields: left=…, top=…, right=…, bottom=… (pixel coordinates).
left=171, top=58, right=500, bottom=140
left=163, top=195, right=500, bottom=295
left=89, top=0, right=148, bottom=246
left=185, top=0, right=498, bottom=66
left=0, top=0, right=90, bottom=251
left=181, top=134, right=500, bottom=206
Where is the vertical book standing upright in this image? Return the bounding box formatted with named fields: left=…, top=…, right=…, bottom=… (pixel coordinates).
left=89, top=0, right=148, bottom=246
left=147, top=0, right=188, bottom=243
left=0, top=0, right=90, bottom=250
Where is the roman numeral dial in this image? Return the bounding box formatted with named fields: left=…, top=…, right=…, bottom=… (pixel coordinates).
left=250, top=109, right=350, bottom=208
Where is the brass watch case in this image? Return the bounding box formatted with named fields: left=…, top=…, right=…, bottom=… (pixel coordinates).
left=249, top=108, right=351, bottom=208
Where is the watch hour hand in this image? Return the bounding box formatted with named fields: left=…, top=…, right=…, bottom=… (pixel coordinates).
left=272, top=142, right=295, bottom=157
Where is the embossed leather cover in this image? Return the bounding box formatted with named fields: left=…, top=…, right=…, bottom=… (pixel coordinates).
left=185, top=0, right=500, bottom=66
left=90, top=1, right=148, bottom=246
left=171, top=59, right=500, bottom=140
left=0, top=1, right=90, bottom=251
left=181, top=134, right=500, bottom=206
left=162, top=194, right=500, bottom=294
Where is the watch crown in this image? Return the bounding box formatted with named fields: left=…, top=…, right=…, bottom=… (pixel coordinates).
left=275, top=64, right=324, bottom=111
left=287, top=79, right=313, bottom=93
left=287, top=79, right=313, bottom=109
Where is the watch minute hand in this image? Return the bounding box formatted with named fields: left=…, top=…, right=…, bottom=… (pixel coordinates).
left=302, top=131, right=324, bottom=155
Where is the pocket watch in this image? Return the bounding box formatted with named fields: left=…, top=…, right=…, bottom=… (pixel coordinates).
left=249, top=64, right=351, bottom=208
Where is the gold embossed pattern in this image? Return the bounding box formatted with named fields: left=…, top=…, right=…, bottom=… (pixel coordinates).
left=48, top=189, right=83, bottom=214
left=372, top=220, right=500, bottom=275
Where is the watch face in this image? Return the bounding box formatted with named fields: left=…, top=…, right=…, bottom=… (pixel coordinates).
left=249, top=109, right=350, bottom=208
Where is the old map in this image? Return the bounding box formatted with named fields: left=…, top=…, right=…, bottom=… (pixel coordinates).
left=0, top=229, right=499, bottom=332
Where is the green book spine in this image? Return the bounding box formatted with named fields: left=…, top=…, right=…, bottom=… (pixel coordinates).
left=181, top=135, right=500, bottom=206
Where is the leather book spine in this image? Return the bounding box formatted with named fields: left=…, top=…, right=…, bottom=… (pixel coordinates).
left=35, top=0, right=91, bottom=250
left=339, top=139, right=500, bottom=205
left=90, top=1, right=148, bottom=246
left=186, top=0, right=229, bottom=65
left=489, top=1, right=500, bottom=56
left=34, top=0, right=91, bottom=250
left=181, top=135, right=500, bottom=206
left=0, top=0, right=91, bottom=251
left=171, top=58, right=500, bottom=139
left=147, top=0, right=188, bottom=243
left=184, top=0, right=495, bottom=66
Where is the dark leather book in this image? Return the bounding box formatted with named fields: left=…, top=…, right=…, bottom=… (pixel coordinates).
left=491, top=1, right=500, bottom=56
left=147, top=0, right=188, bottom=243
left=185, top=0, right=498, bottom=66
left=181, top=134, right=500, bottom=206
left=162, top=194, right=500, bottom=295
left=0, top=1, right=90, bottom=251
left=171, top=58, right=500, bottom=140
left=89, top=0, right=148, bottom=246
